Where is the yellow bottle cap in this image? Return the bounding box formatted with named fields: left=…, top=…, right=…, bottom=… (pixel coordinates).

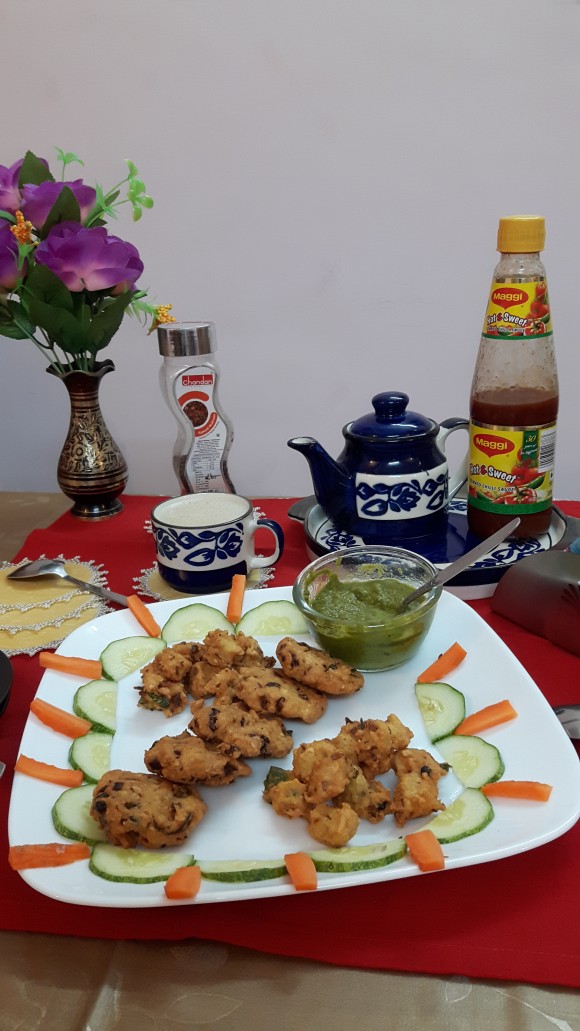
left=497, top=216, right=545, bottom=253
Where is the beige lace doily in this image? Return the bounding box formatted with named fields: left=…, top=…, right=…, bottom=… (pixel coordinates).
left=0, top=557, right=112, bottom=656
left=134, top=564, right=275, bottom=601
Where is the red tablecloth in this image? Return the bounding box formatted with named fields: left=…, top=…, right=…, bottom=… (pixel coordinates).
left=1, top=496, right=579, bottom=987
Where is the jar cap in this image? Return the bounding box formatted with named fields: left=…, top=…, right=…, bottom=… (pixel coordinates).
left=157, top=322, right=216, bottom=357
left=497, top=216, right=545, bottom=253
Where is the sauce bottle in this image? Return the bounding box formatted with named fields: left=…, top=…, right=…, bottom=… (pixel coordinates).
left=157, top=321, right=236, bottom=495
left=467, top=216, right=558, bottom=538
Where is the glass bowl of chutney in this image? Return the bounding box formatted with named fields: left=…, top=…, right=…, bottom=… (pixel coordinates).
left=293, top=546, right=442, bottom=672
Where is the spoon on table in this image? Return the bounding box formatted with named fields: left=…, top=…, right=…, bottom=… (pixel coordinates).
left=397, top=517, right=521, bottom=613
left=7, top=558, right=128, bottom=607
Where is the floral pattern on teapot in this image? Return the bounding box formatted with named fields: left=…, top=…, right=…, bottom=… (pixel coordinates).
left=356, top=464, right=448, bottom=521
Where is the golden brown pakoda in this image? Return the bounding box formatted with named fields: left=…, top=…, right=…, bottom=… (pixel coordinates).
left=335, top=765, right=391, bottom=823
left=264, top=777, right=310, bottom=819
left=390, top=747, right=448, bottom=826
left=213, top=667, right=328, bottom=724
left=90, top=769, right=207, bottom=849
left=144, top=729, right=252, bottom=786
left=307, top=802, right=360, bottom=848
left=291, top=739, right=353, bottom=804
left=137, top=643, right=197, bottom=717
left=332, top=714, right=413, bottom=778
left=189, top=699, right=293, bottom=759
left=200, top=629, right=275, bottom=670
left=276, top=637, right=364, bottom=696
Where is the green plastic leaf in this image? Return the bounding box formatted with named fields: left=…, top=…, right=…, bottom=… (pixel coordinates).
left=125, top=159, right=139, bottom=178
left=55, top=148, right=84, bottom=168
left=0, top=300, right=36, bottom=339
left=25, top=297, right=84, bottom=352
left=18, top=151, right=54, bottom=187
left=128, top=178, right=146, bottom=200
left=22, top=264, right=74, bottom=313
left=131, top=204, right=143, bottom=222
left=0, top=210, right=16, bottom=223
left=87, top=292, right=132, bottom=352
left=40, top=185, right=81, bottom=239
left=140, top=195, right=154, bottom=209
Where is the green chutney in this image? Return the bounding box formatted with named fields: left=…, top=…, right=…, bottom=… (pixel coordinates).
left=305, top=572, right=435, bottom=671
left=311, top=574, right=414, bottom=622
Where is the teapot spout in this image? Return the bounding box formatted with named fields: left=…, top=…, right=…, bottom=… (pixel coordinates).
left=288, top=437, right=352, bottom=519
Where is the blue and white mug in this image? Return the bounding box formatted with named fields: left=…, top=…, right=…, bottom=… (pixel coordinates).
left=151, top=493, right=284, bottom=594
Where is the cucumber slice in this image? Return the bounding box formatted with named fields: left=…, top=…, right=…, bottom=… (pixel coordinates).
left=52, top=784, right=108, bottom=845
left=90, top=844, right=195, bottom=883
left=426, top=788, right=494, bottom=843
left=73, top=680, right=117, bottom=734
left=415, top=682, right=466, bottom=742
left=310, top=838, right=407, bottom=873
left=199, top=858, right=286, bottom=882
left=236, top=600, right=309, bottom=636
left=100, top=636, right=166, bottom=681
left=161, top=604, right=234, bottom=644
left=435, top=735, right=505, bottom=789
left=68, top=732, right=112, bottom=783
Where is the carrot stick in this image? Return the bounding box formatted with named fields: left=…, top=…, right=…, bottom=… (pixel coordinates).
left=15, top=754, right=84, bottom=788
left=127, top=595, right=161, bottom=638
left=8, top=842, right=91, bottom=870
left=164, top=864, right=202, bottom=900
left=284, top=851, right=318, bottom=891
left=30, top=698, right=91, bottom=739
left=226, top=574, right=247, bottom=624
left=405, top=829, right=445, bottom=872
left=481, top=780, right=553, bottom=802
left=416, top=642, right=467, bottom=684
left=39, top=652, right=103, bottom=680
left=454, top=700, right=517, bottom=736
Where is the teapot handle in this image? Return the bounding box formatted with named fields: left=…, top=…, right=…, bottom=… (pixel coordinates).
left=438, top=418, right=469, bottom=502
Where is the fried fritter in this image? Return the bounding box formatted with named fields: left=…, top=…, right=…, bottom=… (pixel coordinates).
left=213, top=667, right=328, bottom=723
left=200, top=629, right=275, bottom=670
left=264, top=777, right=310, bottom=819
left=335, top=765, right=391, bottom=823
left=390, top=747, right=448, bottom=826
left=307, top=802, right=360, bottom=848
left=188, top=659, right=223, bottom=699
left=144, top=729, right=251, bottom=786
left=332, top=714, right=413, bottom=778
left=276, top=637, right=364, bottom=696
left=90, top=769, right=207, bottom=849
left=137, top=643, right=197, bottom=717
left=189, top=699, right=293, bottom=759
left=291, top=739, right=353, bottom=804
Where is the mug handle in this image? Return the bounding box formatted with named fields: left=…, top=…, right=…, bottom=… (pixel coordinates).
left=249, top=517, right=285, bottom=569
left=438, top=418, right=469, bottom=502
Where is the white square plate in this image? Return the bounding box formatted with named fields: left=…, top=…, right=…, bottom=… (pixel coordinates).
left=8, top=587, right=580, bottom=907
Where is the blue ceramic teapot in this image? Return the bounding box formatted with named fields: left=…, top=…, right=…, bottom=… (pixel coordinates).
left=288, top=391, right=468, bottom=542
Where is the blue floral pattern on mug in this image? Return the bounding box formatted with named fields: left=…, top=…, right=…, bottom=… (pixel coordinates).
left=356, top=473, right=447, bottom=517
left=154, top=523, right=244, bottom=568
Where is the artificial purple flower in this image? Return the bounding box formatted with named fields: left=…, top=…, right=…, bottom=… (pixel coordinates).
left=0, top=160, right=24, bottom=214
left=21, top=179, right=96, bottom=229
left=0, top=222, right=20, bottom=290
left=35, top=221, right=144, bottom=292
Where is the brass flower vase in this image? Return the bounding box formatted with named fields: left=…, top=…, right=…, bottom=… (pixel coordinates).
left=48, top=359, right=128, bottom=520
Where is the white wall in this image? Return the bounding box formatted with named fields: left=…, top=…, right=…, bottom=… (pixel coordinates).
left=2, top=0, right=579, bottom=501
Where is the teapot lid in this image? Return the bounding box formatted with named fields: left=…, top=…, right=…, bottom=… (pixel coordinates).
left=347, top=391, right=436, bottom=440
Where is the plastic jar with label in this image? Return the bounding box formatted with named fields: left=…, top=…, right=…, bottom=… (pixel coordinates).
left=158, top=321, right=236, bottom=495
left=467, top=216, right=559, bottom=539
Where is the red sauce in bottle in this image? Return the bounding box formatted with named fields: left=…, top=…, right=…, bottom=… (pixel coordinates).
left=467, top=217, right=559, bottom=540
left=469, top=387, right=558, bottom=537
